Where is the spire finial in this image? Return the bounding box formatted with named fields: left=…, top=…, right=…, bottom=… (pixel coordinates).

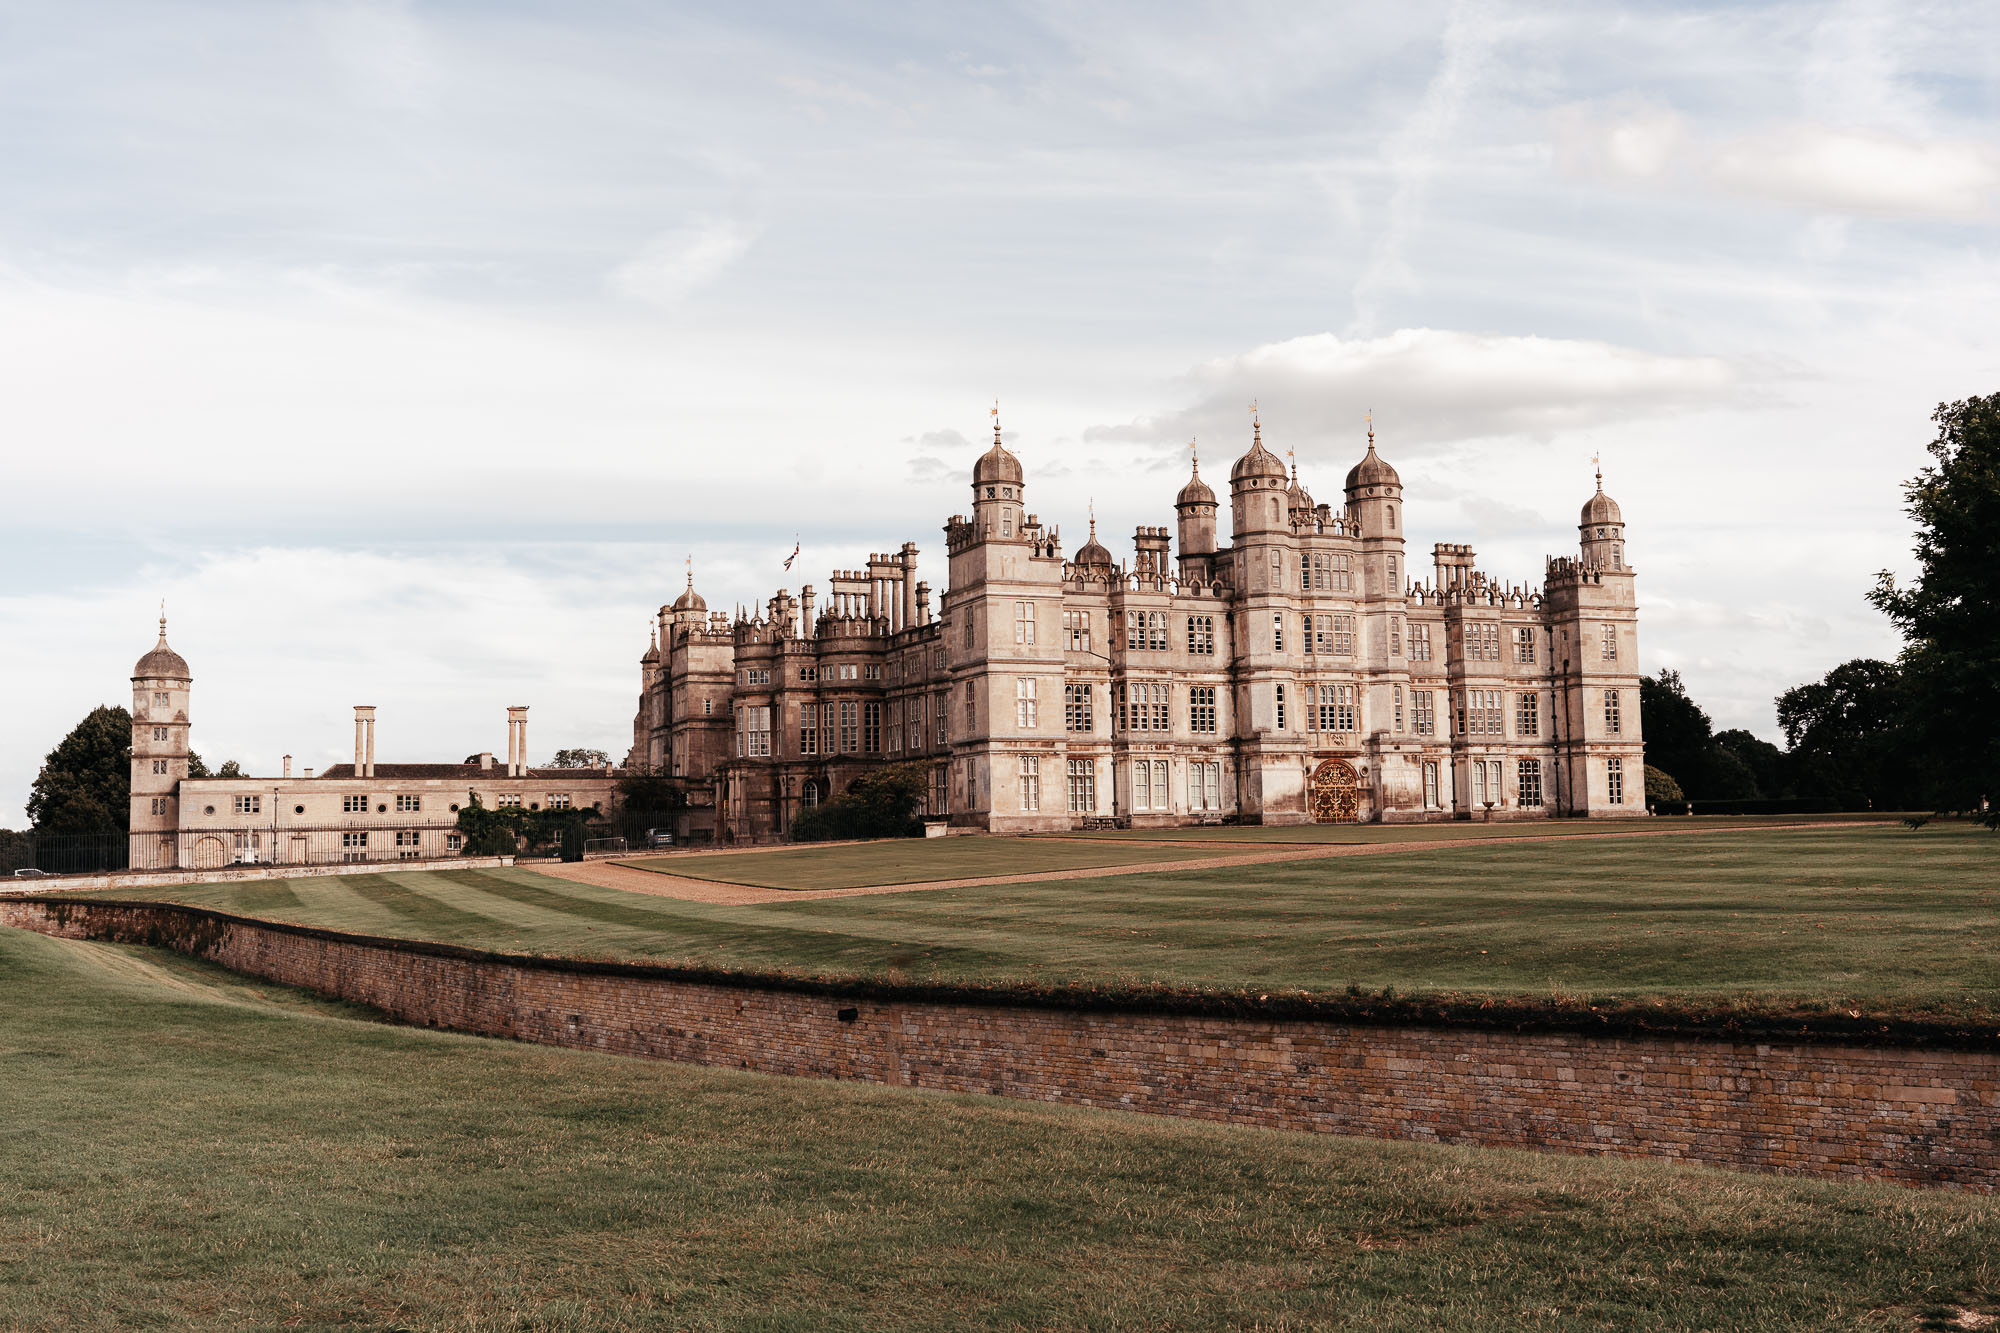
left=1287, top=445, right=1298, bottom=481
left=1188, top=437, right=1199, bottom=476
left=685, top=554, right=693, bottom=591
left=992, top=399, right=1002, bottom=443
left=1249, top=399, right=1260, bottom=446
left=1088, top=498, right=1096, bottom=538
left=1593, top=452, right=1603, bottom=492
left=158, top=600, right=167, bottom=641
left=1366, top=409, right=1375, bottom=452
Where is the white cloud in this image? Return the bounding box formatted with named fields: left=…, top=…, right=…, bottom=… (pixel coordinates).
left=609, top=220, right=760, bottom=304
left=1555, top=101, right=1998, bottom=219
left=1083, top=328, right=1743, bottom=453
left=1551, top=98, right=1690, bottom=181
left=1709, top=126, right=1998, bottom=218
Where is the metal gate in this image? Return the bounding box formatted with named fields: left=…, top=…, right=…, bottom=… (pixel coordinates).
left=1309, top=758, right=1360, bottom=824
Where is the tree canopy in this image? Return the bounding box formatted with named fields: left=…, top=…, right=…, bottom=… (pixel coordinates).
left=28, top=705, right=131, bottom=834
left=1869, top=393, right=2000, bottom=819
left=791, top=763, right=930, bottom=842
left=547, top=748, right=612, bottom=769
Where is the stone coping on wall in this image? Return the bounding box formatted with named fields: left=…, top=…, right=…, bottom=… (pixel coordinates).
left=13, top=895, right=1998, bottom=1052
left=0, top=856, right=516, bottom=896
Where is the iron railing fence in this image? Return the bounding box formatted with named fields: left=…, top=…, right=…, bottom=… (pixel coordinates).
left=3, top=831, right=127, bottom=876
left=6, top=824, right=504, bottom=878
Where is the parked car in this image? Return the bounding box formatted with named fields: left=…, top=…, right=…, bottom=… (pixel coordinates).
left=11, top=867, right=51, bottom=879
left=643, top=828, right=674, bottom=848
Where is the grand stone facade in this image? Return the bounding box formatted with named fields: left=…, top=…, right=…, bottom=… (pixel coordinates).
left=632, top=419, right=1645, bottom=841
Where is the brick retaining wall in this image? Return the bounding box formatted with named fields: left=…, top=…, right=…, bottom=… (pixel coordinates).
left=7, top=897, right=1996, bottom=1191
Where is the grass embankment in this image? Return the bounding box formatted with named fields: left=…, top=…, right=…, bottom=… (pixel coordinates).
left=141, top=825, right=2000, bottom=1028
left=4, top=925, right=2000, bottom=1330
left=620, top=834, right=1243, bottom=890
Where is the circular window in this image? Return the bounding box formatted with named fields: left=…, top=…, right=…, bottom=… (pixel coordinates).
left=449, top=803, right=459, bottom=813
left=530, top=802, right=540, bottom=811
left=203, top=805, right=215, bottom=815
left=294, top=805, right=305, bottom=815
left=377, top=803, right=387, bottom=813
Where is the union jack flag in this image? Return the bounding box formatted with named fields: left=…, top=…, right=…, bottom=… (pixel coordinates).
left=782, top=540, right=800, bottom=571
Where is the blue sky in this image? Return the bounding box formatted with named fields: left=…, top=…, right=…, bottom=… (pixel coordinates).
left=3, top=0, right=1997, bottom=821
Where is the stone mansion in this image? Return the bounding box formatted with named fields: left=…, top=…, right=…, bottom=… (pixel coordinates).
left=631, top=418, right=1645, bottom=840
left=121, top=413, right=1643, bottom=866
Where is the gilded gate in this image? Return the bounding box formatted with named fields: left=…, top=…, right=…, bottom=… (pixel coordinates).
left=1309, top=758, right=1360, bottom=824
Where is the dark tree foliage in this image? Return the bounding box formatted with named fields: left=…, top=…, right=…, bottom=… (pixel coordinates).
left=1638, top=671, right=1714, bottom=795
left=1713, top=729, right=1792, bottom=801
left=615, top=767, right=690, bottom=840
left=791, top=764, right=930, bottom=842
left=1869, top=393, right=2000, bottom=822
left=0, top=828, right=34, bottom=873
left=28, top=706, right=131, bottom=835
left=454, top=794, right=603, bottom=858
left=1694, top=746, right=1761, bottom=801
left=547, top=748, right=612, bottom=769
left=1776, top=659, right=1915, bottom=810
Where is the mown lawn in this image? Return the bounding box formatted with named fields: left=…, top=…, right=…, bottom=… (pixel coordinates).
left=1068, top=812, right=1909, bottom=844
left=619, top=833, right=1243, bottom=889
left=3, top=924, right=1999, bottom=1331
left=139, top=824, right=2000, bottom=1021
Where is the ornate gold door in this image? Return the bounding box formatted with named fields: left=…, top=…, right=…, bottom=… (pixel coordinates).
left=1309, top=759, right=1360, bottom=824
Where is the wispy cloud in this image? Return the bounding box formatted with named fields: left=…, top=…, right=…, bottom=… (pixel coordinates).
left=1085, top=329, right=1745, bottom=453
left=609, top=220, right=761, bottom=304
left=1555, top=100, right=1998, bottom=219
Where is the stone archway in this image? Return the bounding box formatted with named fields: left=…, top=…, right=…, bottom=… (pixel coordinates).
left=190, top=836, right=227, bottom=869
left=1308, top=758, right=1360, bottom=824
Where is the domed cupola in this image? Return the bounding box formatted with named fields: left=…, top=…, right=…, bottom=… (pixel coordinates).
left=1581, top=480, right=1623, bottom=527
left=1176, top=446, right=1220, bottom=559
left=133, top=609, right=190, bottom=681
left=1578, top=460, right=1629, bottom=570
left=969, top=405, right=1028, bottom=540
left=1071, top=512, right=1116, bottom=571
left=1230, top=417, right=1288, bottom=485
left=1176, top=454, right=1216, bottom=508
left=671, top=573, right=707, bottom=614
left=1343, top=425, right=1400, bottom=493
left=642, top=625, right=661, bottom=664
left=972, top=438, right=1024, bottom=488
left=1285, top=452, right=1314, bottom=513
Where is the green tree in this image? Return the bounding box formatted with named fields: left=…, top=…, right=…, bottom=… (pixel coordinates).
left=27, top=705, right=131, bottom=835
left=547, top=748, right=612, bottom=769
left=615, top=766, right=689, bottom=840
left=1713, top=729, right=1791, bottom=800
left=1869, top=393, right=2000, bottom=822
left=791, top=763, right=930, bottom=842
left=1638, top=671, right=1712, bottom=796
left=1776, top=659, right=1911, bottom=810
left=1643, top=765, right=1684, bottom=806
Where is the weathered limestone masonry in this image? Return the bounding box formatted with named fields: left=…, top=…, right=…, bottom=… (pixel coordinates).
left=9, top=897, right=1996, bottom=1192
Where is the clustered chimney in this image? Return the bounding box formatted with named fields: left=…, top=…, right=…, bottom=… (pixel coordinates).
left=506, top=706, right=529, bottom=777
left=352, top=706, right=376, bottom=778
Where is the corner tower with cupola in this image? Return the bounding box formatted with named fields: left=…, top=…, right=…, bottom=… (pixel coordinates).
left=1544, top=465, right=1644, bottom=816
left=941, top=411, right=1070, bottom=831
left=129, top=609, right=192, bottom=870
